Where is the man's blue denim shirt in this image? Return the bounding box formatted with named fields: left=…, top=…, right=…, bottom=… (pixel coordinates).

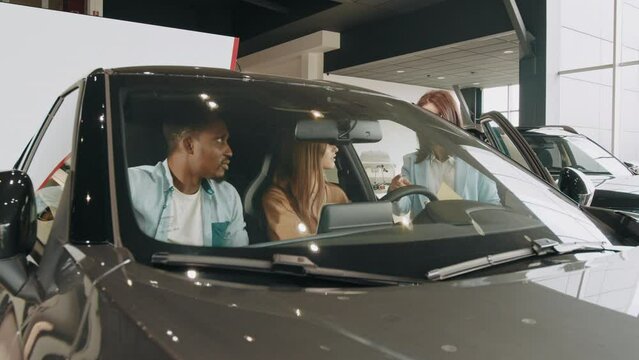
left=128, top=160, right=249, bottom=247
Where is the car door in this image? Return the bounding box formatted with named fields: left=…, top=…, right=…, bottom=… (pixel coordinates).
left=0, top=82, right=83, bottom=358
left=479, top=111, right=555, bottom=185
left=0, top=73, right=116, bottom=359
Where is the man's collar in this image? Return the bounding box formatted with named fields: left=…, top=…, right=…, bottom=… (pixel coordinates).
left=201, top=180, right=214, bottom=195
left=161, top=159, right=174, bottom=193
left=160, top=159, right=214, bottom=196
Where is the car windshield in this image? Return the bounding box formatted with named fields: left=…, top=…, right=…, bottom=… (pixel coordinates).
left=110, top=72, right=622, bottom=280
left=522, top=132, right=632, bottom=178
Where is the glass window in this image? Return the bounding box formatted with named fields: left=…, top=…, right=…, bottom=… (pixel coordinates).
left=521, top=135, right=565, bottom=175
left=560, top=0, right=614, bottom=70
left=564, top=136, right=632, bottom=176
left=482, top=85, right=519, bottom=126
left=110, top=73, right=619, bottom=279
left=482, top=86, right=508, bottom=112
left=621, top=0, right=639, bottom=63
left=522, top=133, right=632, bottom=177
left=483, top=120, right=530, bottom=170
left=26, top=88, right=79, bottom=243
left=508, top=85, right=520, bottom=111
left=619, top=64, right=639, bottom=162
left=354, top=121, right=417, bottom=198
left=506, top=111, right=519, bottom=126
left=558, top=69, right=613, bottom=135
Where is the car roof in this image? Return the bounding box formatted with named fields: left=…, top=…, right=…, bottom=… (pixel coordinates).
left=102, top=65, right=393, bottom=99
left=517, top=126, right=582, bottom=137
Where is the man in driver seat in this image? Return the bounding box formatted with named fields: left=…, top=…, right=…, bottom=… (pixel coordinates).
left=128, top=103, right=248, bottom=247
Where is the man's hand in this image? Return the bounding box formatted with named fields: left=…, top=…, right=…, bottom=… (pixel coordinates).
left=388, top=175, right=411, bottom=192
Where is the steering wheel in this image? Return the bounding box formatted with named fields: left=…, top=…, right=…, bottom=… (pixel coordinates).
left=380, top=185, right=439, bottom=202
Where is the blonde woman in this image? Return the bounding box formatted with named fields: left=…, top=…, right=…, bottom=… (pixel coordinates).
left=262, top=141, right=349, bottom=241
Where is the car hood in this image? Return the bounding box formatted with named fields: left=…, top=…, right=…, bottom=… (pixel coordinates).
left=81, top=245, right=639, bottom=360
left=591, top=174, right=639, bottom=212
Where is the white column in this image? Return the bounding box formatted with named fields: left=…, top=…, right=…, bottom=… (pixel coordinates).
left=239, top=31, right=340, bottom=80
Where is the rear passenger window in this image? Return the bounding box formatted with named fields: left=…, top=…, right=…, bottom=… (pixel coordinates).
left=483, top=120, right=531, bottom=170
left=26, top=88, right=79, bottom=243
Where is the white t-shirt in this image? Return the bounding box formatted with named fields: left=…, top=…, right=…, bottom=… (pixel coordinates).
left=167, top=187, right=204, bottom=246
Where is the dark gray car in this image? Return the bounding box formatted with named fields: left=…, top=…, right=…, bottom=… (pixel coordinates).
left=1, top=67, right=638, bottom=359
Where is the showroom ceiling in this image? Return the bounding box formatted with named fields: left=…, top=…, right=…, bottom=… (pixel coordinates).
left=103, top=0, right=519, bottom=89
left=332, top=31, right=519, bottom=89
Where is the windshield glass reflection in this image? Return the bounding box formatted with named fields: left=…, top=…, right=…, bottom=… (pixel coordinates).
left=113, top=73, right=622, bottom=278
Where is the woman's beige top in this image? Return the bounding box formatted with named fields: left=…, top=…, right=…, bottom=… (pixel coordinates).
left=262, top=183, right=349, bottom=241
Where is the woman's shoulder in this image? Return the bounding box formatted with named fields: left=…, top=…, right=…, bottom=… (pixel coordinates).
left=326, top=182, right=349, bottom=203
left=262, top=185, right=297, bottom=214
left=403, top=151, right=419, bottom=163
left=262, top=185, right=293, bottom=207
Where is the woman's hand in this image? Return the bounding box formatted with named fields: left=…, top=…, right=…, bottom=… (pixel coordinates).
left=388, top=175, right=411, bottom=192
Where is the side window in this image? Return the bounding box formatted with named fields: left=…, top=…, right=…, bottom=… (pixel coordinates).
left=26, top=88, right=79, bottom=243
left=522, top=135, right=563, bottom=173
left=353, top=120, right=418, bottom=198
left=483, top=120, right=531, bottom=170
left=546, top=142, right=563, bottom=169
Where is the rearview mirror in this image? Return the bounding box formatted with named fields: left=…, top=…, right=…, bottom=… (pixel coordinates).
left=0, top=170, right=39, bottom=299
left=295, top=119, right=382, bottom=143
left=558, top=167, right=595, bottom=206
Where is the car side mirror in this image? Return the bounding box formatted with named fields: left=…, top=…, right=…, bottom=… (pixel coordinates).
left=558, top=167, right=595, bottom=206
left=0, top=170, right=40, bottom=300
left=624, top=161, right=639, bottom=175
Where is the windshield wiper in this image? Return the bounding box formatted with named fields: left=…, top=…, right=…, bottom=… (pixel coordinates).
left=427, top=238, right=624, bottom=281
left=152, top=252, right=419, bottom=285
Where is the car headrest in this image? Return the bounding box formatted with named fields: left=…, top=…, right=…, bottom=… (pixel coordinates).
left=243, top=153, right=273, bottom=217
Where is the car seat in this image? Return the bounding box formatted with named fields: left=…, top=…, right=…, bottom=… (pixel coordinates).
left=124, top=120, right=167, bottom=167
left=533, top=147, right=553, bottom=169
left=241, top=151, right=275, bottom=244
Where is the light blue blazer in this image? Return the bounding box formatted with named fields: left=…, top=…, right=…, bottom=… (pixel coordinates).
left=397, top=152, right=500, bottom=216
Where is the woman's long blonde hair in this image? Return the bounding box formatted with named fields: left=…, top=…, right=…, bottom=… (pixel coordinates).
left=273, top=140, right=328, bottom=229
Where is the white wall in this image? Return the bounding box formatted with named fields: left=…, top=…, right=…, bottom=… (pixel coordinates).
left=323, top=74, right=437, bottom=104
left=547, top=0, right=639, bottom=162
left=0, top=3, right=237, bottom=169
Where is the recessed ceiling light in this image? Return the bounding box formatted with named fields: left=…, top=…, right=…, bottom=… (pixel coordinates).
left=396, top=70, right=405, bottom=73
left=437, top=76, right=446, bottom=80
left=503, top=50, right=514, bottom=54
left=473, top=82, right=480, bottom=85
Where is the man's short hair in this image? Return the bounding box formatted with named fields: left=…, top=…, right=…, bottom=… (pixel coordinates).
left=161, top=99, right=225, bottom=153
